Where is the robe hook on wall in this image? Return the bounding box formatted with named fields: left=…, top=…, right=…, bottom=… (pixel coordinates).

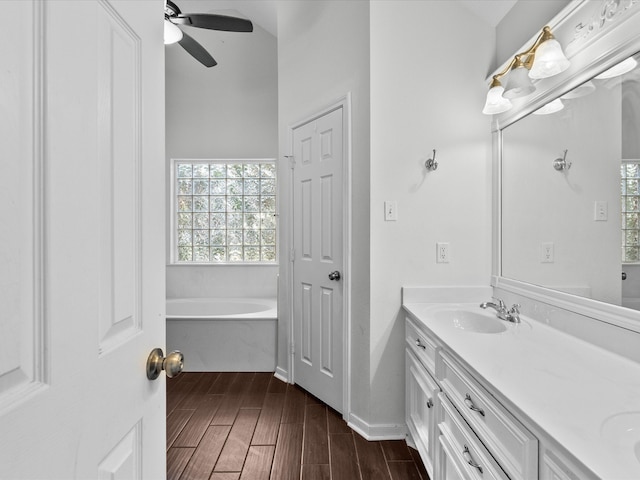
left=425, top=149, right=438, bottom=171
left=553, top=149, right=571, bottom=171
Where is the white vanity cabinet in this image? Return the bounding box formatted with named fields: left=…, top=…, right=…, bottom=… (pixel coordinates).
left=406, top=351, right=439, bottom=475
left=405, top=317, right=441, bottom=477
left=405, top=314, right=538, bottom=480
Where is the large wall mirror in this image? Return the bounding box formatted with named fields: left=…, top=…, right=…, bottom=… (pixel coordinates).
left=502, top=51, right=640, bottom=309
left=493, top=0, right=640, bottom=331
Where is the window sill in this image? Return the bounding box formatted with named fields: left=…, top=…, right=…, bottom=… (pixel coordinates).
left=167, top=262, right=279, bottom=267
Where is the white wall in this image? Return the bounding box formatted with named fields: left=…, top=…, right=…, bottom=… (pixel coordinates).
left=494, top=0, right=570, bottom=72
left=276, top=0, right=372, bottom=422
left=165, top=10, right=278, bottom=299
left=369, top=1, right=494, bottom=428
left=277, top=0, right=494, bottom=432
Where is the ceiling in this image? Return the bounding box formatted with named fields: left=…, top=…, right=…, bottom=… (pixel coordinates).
left=170, top=0, right=516, bottom=38
left=457, top=0, right=518, bottom=27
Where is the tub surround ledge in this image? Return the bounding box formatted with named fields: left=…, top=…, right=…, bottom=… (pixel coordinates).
left=166, top=297, right=277, bottom=372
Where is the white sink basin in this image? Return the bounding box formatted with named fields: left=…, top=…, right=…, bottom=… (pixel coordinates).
left=434, top=309, right=507, bottom=334
left=600, top=412, right=640, bottom=464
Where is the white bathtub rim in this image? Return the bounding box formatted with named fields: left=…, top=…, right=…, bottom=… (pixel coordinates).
left=166, top=296, right=277, bottom=320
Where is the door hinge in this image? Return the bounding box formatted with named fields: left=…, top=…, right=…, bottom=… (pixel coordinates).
left=290, top=248, right=295, bottom=262
left=290, top=342, right=295, bottom=355
left=284, top=155, right=295, bottom=169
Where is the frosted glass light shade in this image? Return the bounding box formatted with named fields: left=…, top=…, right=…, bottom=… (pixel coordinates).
left=482, top=85, right=513, bottom=115
left=164, top=20, right=183, bottom=45
left=533, top=98, right=564, bottom=115
left=529, top=38, right=570, bottom=79
left=595, top=57, right=638, bottom=79
left=503, top=66, right=536, bottom=99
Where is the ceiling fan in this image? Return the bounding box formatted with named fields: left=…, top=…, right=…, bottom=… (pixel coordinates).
left=164, top=0, right=253, bottom=68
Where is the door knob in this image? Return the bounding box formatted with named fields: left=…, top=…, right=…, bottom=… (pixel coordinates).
left=328, top=270, right=341, bottom=281
left=146, top=348, right=184, bottom=380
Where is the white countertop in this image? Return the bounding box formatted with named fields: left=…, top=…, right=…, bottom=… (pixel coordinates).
left=403, top=300, right=640, bottom=480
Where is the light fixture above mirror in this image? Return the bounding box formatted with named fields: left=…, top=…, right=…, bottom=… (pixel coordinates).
left=503, top=56, right=536, bottom=99
left=482, top=26, right=570, bottom=115
left=482, top=77, right=513, bottom=115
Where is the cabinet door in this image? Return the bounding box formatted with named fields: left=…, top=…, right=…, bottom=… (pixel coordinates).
left=406, top=350, right=439, bottom=477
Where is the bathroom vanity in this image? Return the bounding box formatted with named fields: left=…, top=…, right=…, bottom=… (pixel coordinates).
left=403, top=287, right=640, bottom=480
left=404, top=2, right=640, bottom=478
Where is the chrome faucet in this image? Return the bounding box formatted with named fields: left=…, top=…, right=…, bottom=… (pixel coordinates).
left=480, top=299, right=521, bottom=323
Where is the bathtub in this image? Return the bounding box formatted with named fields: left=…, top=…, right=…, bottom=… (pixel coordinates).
left=166, top=297, right=277, bottom=372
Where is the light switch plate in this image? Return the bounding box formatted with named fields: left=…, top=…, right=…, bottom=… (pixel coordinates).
left=594, top=201, right=608, bottom=221
left=384, top=201, right=397, bottom=221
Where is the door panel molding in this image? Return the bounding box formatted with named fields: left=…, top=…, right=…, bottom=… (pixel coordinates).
left=0, top=0, right=47, bottom=415
left=97, top=0, right=143, bottom=356
left=320, top=174, right=334, bottom=260
left=320, top=287, right=334, bottom=375
left=302, top=283, right=313, bottom=364
left=98, top=421, right=142, bottom=480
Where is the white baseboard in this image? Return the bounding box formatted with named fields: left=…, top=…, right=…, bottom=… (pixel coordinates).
left=274, top=366, right=289, bottom=384
left=405, top=432, right=417, bottom=450
left=347, top=412, right=408, bottom=441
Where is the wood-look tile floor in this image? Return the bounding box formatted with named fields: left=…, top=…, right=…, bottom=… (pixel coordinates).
left=167, top=372, right=429, bottom=480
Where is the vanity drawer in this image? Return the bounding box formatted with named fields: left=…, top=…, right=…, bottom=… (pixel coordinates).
left=439, top=352, right=538, bottom=480
left=406, top=316, right=438, bottom=375
left=438, top=393, right=509, bottom=480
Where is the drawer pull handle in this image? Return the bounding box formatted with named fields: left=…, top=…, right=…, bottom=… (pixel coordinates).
left=415, top=338, right=426, bottom=350
left=464, top=394, right=485, bottom=417
left=462, top=445, right=483, bottom=474
left=426, top=398, right=433, bottom=409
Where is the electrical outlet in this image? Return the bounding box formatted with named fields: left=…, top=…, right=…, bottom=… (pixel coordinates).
left=541, top=242, right=554, bottom=263
left=436, top=242, right=450, bottom=263
left=594, top=201, right=608, bottom=221
left=384, top=201, right=398, bottom=221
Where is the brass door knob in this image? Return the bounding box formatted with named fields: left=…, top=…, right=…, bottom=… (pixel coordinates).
left=146, top=348, right=184, bottom=380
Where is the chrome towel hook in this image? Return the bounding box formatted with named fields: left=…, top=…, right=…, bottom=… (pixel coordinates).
left=425, top=149, right=438, bottom=171
left=553, top=149, right=571, bottom=171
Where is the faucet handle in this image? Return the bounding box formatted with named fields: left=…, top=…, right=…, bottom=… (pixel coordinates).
left=507, top=303, right=521, bottom=323
left=497, top=298, right=506, bottom=309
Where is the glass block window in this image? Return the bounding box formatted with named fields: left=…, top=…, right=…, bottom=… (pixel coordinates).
left=622, top=162, right=640, bottom=262
left=173, top=160, right=277, bottom=263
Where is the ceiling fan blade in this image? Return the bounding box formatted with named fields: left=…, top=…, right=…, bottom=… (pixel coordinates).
left=165, top=0, right=181, bottom=15
left=178, top=31, right=217, bottom=67
left=171, top=13, right=253, bottom=32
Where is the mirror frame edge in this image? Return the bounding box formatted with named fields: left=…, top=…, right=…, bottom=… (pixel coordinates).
left=490, top=0, right=640, bottom=334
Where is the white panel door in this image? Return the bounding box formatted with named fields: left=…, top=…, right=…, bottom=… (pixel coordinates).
left=292, top=107, right=344, bottom=412
left=0, top=1, right=166, bottom=478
